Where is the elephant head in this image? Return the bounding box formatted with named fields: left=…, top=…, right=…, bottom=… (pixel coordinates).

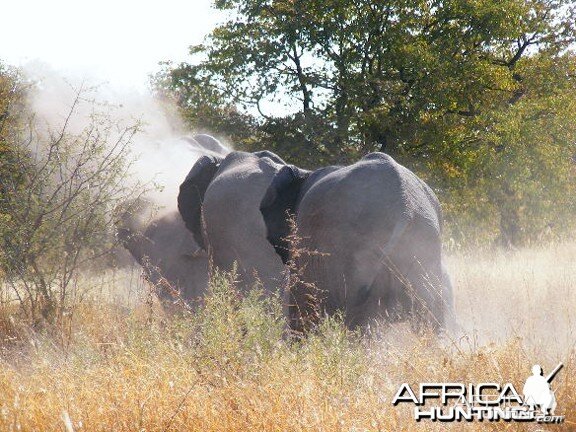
left=178, top=154, right=223, bottom=250
left=116, top=198, right=154, bottom=266
left=117, top=206, right=208, bottom=303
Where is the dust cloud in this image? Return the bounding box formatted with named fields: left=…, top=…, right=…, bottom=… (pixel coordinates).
left=22, top=61, right=230, bottom=216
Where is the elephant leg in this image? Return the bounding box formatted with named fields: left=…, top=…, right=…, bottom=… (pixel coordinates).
left=401, top=259, right=447, bottom=333
left=340, top=248, right=405, bottom=328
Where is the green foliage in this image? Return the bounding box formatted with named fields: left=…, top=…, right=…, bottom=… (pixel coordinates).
left=0, top=62, right=25, bottom=152
left=432, top=52, right=576, bottom=246
left=169, top=271, right=367, bottom=390
left=159, top=0, right=576, bottom=246
left=152, top=61, right=262, bottom=149
left=0, top=82, right=145, bottom=325
left=190, top=269, right=285, bottom=371
left=0, top=63, right=28, bottom=260
left=301, top=314, right=367, bottom=390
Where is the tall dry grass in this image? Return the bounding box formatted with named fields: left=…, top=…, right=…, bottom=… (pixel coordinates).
left=0, top=244, right=575, bottom=431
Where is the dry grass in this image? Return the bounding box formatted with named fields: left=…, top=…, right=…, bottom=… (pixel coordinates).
left=1, top=244, right=575, bottom=431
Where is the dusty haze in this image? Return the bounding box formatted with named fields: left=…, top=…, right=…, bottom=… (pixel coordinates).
left=23, top=63, right=231, bottom=216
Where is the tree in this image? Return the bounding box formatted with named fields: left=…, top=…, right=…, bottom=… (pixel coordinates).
left=1, top=81, right=146, bottom=326
left=160, top=0, right=576, bottom=245
left=0, top=63, right=27, bottom=234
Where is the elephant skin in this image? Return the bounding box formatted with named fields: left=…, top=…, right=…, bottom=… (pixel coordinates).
left=117, top=206, right=209, bottom=306
left=260, top=152, right=453, bottom=332
left=178, top=147, right=287, bottom=292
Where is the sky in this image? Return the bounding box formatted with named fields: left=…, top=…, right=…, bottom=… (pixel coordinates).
left=0, top=0, right=231, bottom=212
left=0, top=0, right=223, bottom=91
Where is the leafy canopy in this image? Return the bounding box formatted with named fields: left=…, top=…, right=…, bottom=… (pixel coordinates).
left=158, top=0, right=576, bottom=245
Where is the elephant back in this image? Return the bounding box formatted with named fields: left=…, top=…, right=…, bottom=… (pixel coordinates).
left=201, top=151, right=286, bottom=291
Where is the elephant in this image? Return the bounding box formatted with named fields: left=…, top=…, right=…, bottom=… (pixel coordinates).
left=117, top=203, right=209, bottom=306
left=178, top=147, right=287, bottom=292
left=259, top=152, right=454, bottom=332
left=181, top=134, right=230, bottom=157
left=189, top=134, right=230, bottom=155
left=115, top=134, right=229, bottom=306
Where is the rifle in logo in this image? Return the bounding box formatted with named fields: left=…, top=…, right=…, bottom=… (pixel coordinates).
left=546, top=363, right=563, bottom=383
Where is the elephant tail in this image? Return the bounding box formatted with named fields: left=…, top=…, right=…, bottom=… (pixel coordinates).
left=363, top=217, right=410, bottom=293
left=380, top=218, right=410, bottom=258
left=350, top=217, right=410, bottom=311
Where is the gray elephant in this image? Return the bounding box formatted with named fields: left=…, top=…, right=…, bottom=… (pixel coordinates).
left=181, top=134, right=230, bottom=157
left=260, top=152, right=453, bottom=332
left=115, top=134, right=229, bottom=306
left=117, top=204, right=209, bottom=306
left=178, top=148, right=287, bottom=292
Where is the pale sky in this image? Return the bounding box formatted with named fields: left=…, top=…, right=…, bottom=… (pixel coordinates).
left=0, top=0, right=223, bottom=91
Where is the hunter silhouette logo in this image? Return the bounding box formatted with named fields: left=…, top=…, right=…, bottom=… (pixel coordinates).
left=392, top=362, right=565, bottom=423
left=523, top=363, right=562, bottom=415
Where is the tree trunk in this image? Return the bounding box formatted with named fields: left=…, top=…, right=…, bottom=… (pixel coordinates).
left=497, top=182, right=521, bottom=248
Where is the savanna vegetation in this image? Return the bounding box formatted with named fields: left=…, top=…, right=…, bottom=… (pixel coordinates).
left=1, top=0, right=576, bottom=430
left=0, top=69, right=147, bottom=326
left=1, top=247, right=576, bottom=431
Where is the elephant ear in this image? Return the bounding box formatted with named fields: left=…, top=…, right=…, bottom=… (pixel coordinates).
left=115, top=198, right=153, bottom=265
left=260, top=164, right=309, bottom=264
left=193, top=134, right=229, bottom=155
left=253, top=150, right=286, bottom=165
left=178, top=155, right=222, bottom=250
left=117, top=227, right=151, bottom=266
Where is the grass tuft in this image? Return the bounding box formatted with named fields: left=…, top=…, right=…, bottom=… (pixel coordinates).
left=1, top=244, right=575, bottom=431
